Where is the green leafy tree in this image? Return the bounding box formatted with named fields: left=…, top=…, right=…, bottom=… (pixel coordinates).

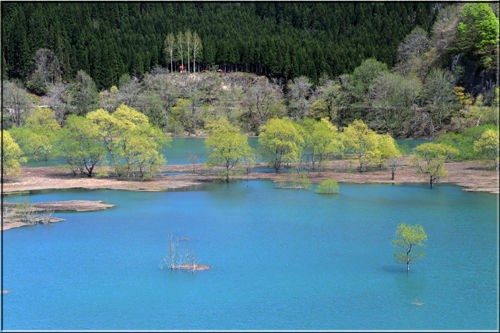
left=57, top=115, right=106, bottom=177
left=457, top=3, right=499, bottom=70
left=205, top=117, right=254, bottom=182
left=9, top=107, right=61, bottom=162
left=316, top=178, right=340, bottom=194
left=67, top=70, right=99, bottom=116
left=436, top=124, right=497, bottom=160
left=302, top=118, right=342, bottom=171
left=1, top=130, right=27, bottom=177
left=411, top=143, right=458, bottom=188
left=377, top=134, right=402, bottom=179
left=392, top=223, right=427, bottom=272
left=258, top=118, right=304, bottom=173
left=111, top=104, right=169, bottom=178
left=87, top=105, right=170, bottom=178
left=351, top=58, right=389, bottom=100
left=473, top=129, right=499, bottom=170
left=341, top=119, right=380, bottom=171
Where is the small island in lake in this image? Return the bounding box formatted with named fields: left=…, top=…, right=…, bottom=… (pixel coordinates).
left=2, top=200, right=114, bottom=231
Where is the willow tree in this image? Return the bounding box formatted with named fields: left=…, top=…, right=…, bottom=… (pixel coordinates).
left=57, top=115, right=106, bottom=177
left=302, top=118, right=342, bottom=171
left=205, top=117, right=254, bottom=182
left=341, top=119, right=379, bottom=171
left=258, top=118, right=304, bottom=173
left=87, top=105, right=170, bottom=179
left=9, top=107, right=61, bottom=162
left=392, top=223, right=427, bottom=272
left=411, top=143, right=458, bottom=188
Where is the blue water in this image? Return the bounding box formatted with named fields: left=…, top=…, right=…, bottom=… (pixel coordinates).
left=2, top=182, right=498, bottom=330
left=25, top=138, right=423, bottom=166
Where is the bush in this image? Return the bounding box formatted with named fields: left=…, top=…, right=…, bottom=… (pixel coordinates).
left=316, top=178, right=339, bottom=194
left=26, top=77, right=49, bottom=95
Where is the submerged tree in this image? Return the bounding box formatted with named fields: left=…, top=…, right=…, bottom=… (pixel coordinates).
left=162, top=233, right=211, bottom=272
left=392, top=223, right=427, bottom=272
left=316, top=178, right=340, bottom=194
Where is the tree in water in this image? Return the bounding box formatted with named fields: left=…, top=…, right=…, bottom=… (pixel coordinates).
left=392, top=223, right=427, bottom=272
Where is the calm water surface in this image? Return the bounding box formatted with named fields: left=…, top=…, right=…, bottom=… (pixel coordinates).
left=2, top=182, right=498, bottom=330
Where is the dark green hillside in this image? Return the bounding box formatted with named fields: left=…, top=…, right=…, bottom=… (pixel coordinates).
left=1, top=2, right=437, bottom=88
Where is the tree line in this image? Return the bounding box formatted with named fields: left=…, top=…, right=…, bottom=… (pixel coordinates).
left=3, top=107, right=498, bottom=189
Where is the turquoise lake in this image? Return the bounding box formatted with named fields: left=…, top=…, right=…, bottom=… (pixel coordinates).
left=25, top=137, right=428, bottom=167
left=2, top=181, right=498, bottom=330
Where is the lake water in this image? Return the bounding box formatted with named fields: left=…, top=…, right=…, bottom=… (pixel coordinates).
left=2, top=181, right=498, bottom=330
left=25, top=138, right=427, bottom=167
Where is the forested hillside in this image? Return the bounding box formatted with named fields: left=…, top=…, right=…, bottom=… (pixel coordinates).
left=1, top=2, right=498, bottom=145
left=2, top=2, right=437, bottom=88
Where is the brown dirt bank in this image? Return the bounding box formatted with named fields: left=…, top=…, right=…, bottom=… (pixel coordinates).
left=1, top=160, right=498, bottom=195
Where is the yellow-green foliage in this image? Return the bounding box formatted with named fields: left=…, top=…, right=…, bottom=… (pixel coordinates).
left=341, top=119, right=400, bottom=171
left=411, top=142, right=458, bottom=188
left=316, top=178, right=340, bottom=194
left=57, top=115, right=106, bottom=177
left=1, top=130, right=27, bottom=177
left=86, top=104, right=170, bottom=178
left=392, top=223, right=427, bottom=271
left=259, top=118, right=304, bottom=172
left=474, top=128, right=499, bottom=169
left=302, top=118, right=342, bottom=170
left=205, top=117, right=254, bottom=181
left=9, top=107, right=61, bottom=162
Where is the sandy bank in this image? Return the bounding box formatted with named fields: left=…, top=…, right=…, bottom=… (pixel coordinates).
left=2, top=160, right=498, bottom=196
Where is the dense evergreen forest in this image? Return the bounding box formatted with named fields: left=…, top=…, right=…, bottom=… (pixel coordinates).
left=2, top=2, right=438, bottom=88
left=1, top=2, right=498, bottom=147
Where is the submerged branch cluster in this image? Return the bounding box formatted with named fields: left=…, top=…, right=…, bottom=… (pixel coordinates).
left=161, top=233, right=211, bottom=272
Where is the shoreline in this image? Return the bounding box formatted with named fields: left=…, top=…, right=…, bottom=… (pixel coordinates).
left=2, top=160, right=498, bottom=195
left=1, top=161, right=497, bottom=231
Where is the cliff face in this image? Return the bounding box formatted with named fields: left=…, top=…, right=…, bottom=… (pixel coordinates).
left=457, top=56, right=498, bottom=96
